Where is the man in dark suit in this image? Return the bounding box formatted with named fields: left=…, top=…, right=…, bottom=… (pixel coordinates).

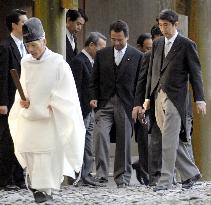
left=136, top=33, right=152, bottom=53
left=66, top=9, right=88, bottom=65
left=89, top=20, right=143, bottom=188
left=70, top=32, right=107, bottom=186
left=132, top=25, right=163, bottom=186
left=131, top=32, right=153, bottom=186
left=0, top=9, right=28, bottom=190
left=143, top=9, right=206, bottom=191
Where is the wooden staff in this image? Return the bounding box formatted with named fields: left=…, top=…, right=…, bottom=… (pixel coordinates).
left=10, top=69, right=26, bottom=101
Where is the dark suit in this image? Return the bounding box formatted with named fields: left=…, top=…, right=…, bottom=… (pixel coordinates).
left=66, top=35, right=77, bottom=66
left=70, top=52, right=94, bottom=180
left=134, top=51, right=162, bottom=185
left=90, top=45, right=143, bottom=185
left=0, top=36, right=24, bottom=187
left=145, top=34, right=204, bottom=188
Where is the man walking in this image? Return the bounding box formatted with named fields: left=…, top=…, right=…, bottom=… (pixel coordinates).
left=89, top=20, right=143, bottom=187
left=66, top=9, right=88, bottom=65
left=144, top=9, right=206, bottom=191
left=70, top=32, right=107, bottom=186
left=0, top=9, right=28, bottom=190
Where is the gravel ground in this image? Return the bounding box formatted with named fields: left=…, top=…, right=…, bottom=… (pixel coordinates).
left=1, top=177, right=211, bottom=205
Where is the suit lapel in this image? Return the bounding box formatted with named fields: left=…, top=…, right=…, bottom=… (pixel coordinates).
left=81, top=52, right=92, bottom=73
left=9, top=36, right=21, bottom=63
left=161, top=35, right=182, bottom=72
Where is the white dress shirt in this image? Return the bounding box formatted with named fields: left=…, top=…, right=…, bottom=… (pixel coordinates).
left=114, top=44, right=127, bottom=66
left=82, top=49, right=94, bottom=67
left=11, top=33, right=27, bottom=57
left=66, top=29, right=75, bottom=51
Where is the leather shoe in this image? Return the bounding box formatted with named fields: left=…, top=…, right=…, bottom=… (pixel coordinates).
left=83, top=176, right=105, bottom=187
left=117, top=183, right=129, bottom=188
left=182, top=174, right=201, bottom=189
left=94, top=177, right=108, bottom=183
left=132, top=161, right=149, bottom=185
left=16, top=182, right=27, bottom=189
left=153, top=186, right=168, bottom=192
left=3, top=184, right=20, bottom=191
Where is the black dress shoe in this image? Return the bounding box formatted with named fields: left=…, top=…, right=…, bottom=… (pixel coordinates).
left=83, top=176, right=105, bottom=187
left=16, top=182, right=27, bottom=189
left=4, top=184, right=20, bottom=191
left=132, top=162, right=149, bottom=185
left=33, top=190, right=53, bottom=203
left=153, top=186, right=168, bottom=192
left=95, top=177, right=108, bottom=183
left=117, top=183, right=129, bottom=188
left=182, top=174, right=201, bottom=189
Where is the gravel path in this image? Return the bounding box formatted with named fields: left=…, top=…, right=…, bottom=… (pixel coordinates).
left=1, top=179, right=211, bottom=205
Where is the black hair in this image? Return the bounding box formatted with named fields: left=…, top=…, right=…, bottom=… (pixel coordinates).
left=159, top=9, right=178, bottom=25
left=136, top=33, right=151, bottom=47
left=109, top=20, right=129, bottom=37
left=6, top=9, right=27, bottom=32
left=150, top=24, right=163, bottom=39
left=66, top=9, right=88, bottom=22
left=85, top=32, right=107, bottom=47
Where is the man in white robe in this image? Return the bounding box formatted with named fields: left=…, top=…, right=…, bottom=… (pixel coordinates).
left=8, top=17, right=85, bottom=203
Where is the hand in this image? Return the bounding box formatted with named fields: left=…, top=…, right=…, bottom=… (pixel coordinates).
left=132, top=106, right=142, bottom=122
left=143, top=99, right=150, bottom=110
left=20, top=98, right=30, bottom=109
left=138, top=108, right=145, bottom=121
left=90, top=100, right=98, bottom=108
left=196, top=101, right=206, bottom=116
left=0, top=105, right=8, bottom=115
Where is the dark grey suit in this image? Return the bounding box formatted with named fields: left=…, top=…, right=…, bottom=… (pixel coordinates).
left=146, top=34, right=204, bottom=188
left=70, top=52, right=94, bottom=180
left=0, top=36, right=24, bottom=187
left=90, top=45, right=143, bottom=185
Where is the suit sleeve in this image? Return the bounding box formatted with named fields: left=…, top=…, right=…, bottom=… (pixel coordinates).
left=134, top=52, right=151, bottom=106
left=186, top=41, right=205, bottom=102
left=0, top=45, right=9, bottom=106
left=145, top=43, right=155, bottom=99
left=89, top=52, right=100, bottom=100
left=69, top=58, right=83, bottom=101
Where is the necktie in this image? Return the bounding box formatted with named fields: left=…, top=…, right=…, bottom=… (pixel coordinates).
left=115, top=50, right=123, bottom=66
left=164, top=41, right=171, bottom=57
left=20, top=42, right=25, bottom=57
left=70, top=35, right=75, bottom=51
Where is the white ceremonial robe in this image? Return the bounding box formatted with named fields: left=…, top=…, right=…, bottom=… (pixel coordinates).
left=8, top=48, right=85, bottom=190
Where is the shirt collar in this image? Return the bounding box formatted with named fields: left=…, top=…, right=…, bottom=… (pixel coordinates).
left=165, top=30, right=178, bottom=45
left=114, top=43, right=127, bottom=56
left=11, top=33, right=23, bottom=46
left=66, top=29, right=74, bottom=40
left=82, top=49, right=94, bottom=65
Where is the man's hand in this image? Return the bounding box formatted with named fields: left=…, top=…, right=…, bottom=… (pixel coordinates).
left=132, top=106, right=142, bottom=122
left=143, top=99, right=150, bottom=110
left=90, top=100, right=98, bottom=108
left=20, top=98, right=30, bottom=109
left=196, top=101, right=206, bottom=116
left=0, top=106, right=8, bottom=115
